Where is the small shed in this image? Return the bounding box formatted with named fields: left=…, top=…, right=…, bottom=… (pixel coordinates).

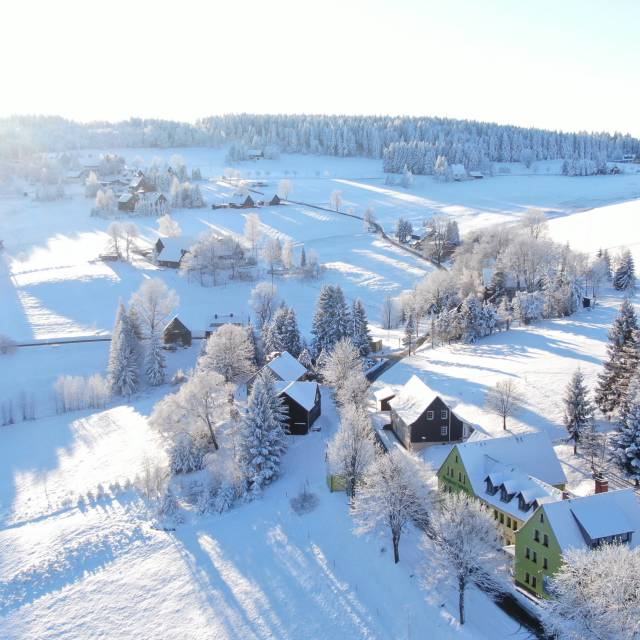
left=155, top=237, right=191, bottom=268
left=374, top=387, right=396, bottom=412
left=118, top=192, right=139, bottom=212
left=269, top=194, right=282, bottom=206
left=164, top=316, right=192, bottom=347
left=240, top=195, right=255, bottom=208
left=370, top=339, right=383, bottom=353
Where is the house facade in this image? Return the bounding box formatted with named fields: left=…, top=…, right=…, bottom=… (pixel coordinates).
left=163, top=316, right=192, bottom=347
left=515, top=489, right=640, bottom=598
left=276, top=381, right=321, bottom=435
left=389, top=376, right=471, bottom=450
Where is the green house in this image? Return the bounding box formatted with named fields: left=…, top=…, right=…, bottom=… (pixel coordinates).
left=515, top=488, right=640, bottom=598
left=437, top=432, right=566, bottom=546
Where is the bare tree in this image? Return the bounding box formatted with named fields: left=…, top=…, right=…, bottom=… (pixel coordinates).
left=353, top=450, right=432, bottom=563
left=326, top=404, right=376, bottom=500
left=129, top=278, right=179, bottom=338
left=423, top=216, right=450, bottom=266
left=122, top=222, right=139, bottom=262
left=425, top=490, right=507, bottom=625
left=520, top=208, right=548, bottom=240
left=107, top=222, right=124, bottom=257
left=381, top=296, right=394, bottom=330
left=321, top=338, right=364, bottom=392
left=277, top=179, right=293, bottom=200
left=329, top=190, right=343, bottom=212
left=199, top=324, right=255, bottom=383
left=543, top=543, right=640, bottom=640
left=485, top=379, right=523, bottom=430
left=250, top=282, right=279, bottom=328
left=244, top=213, right=262, bottom=258
left=262, top=237, right=282, bottom=280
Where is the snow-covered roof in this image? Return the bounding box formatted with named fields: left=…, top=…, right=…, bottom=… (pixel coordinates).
left=454, top=431, right=567, bottom=492
left=276, top=381, right=319, bottom=411
left=156, top=236, right=192, bottom=262
left=374, top=386, right=395, bottom=401
left=388, top=375, right=440, bottom=424
left=118, top=193, right=136, bottom=203
left=544, top=490, right=640, bottom=551
left=266, top=351, right=308, bottom=382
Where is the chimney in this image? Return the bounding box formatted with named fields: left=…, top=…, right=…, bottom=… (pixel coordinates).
left=562, top=491, right=571, bottom=500
left=595, top=475, right=609, bottom=494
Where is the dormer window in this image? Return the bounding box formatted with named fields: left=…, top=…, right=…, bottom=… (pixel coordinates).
left=500, top=486, right=512, bottom=503
left=518, top=495, right=530, bottom=512
left=485, top=478, right=498, bottom=495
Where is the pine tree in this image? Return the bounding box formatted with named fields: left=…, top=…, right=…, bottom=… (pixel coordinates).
left=403, top=313, right=415, bottom=353
left=145, top=332, right=166, bottom=386
left=300, top=246, right=306, bottom=268
left=595, top=299, right=639, bottom=415
left=311, top=285, right=351, bottom=357
left=351, top=299, right=371, bottom=356
left=563, top=368, right=595, bottom=454
left=613, top=249, right=636, bottom=292
left=298, top=346, right=313, bottom=370
left=240, top=371, right=288, bottom=497
left=262, top=305, right=302, bottom=357
left=612, top=387, right=640, bottom=485
left=108, top=302, right=139, bottom=396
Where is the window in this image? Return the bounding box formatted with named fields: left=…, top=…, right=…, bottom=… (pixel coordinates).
left=525, top=572, right=530, bottom=584
left=534, top=529, right=540, bottom=542
left=440, top=425, right=448, bottom=436
left=540, top=512, right=545, bottom=524
left=531, top=576, right=537, bottom=589
left=441, top=409, right=448, bottom=420
left=525, top=547, right=530, bottom=560
left=427, top=411, right=434, bottom=420
left=494, top=510, right=498, bottom=520
left=455, top=455, right=458, bottom=463
left=513, top=520, right=518, bottom=531
left=543, top=557, right=548, bottom=570
left=500, top=513, right=504, bottom=524
left=532, top=551, right=537, bottom=563
left=507, top=517, right=511, bottom=528
left=458, top=472, right=462, bottom=482
left=543, top=534, right=549, bottom=547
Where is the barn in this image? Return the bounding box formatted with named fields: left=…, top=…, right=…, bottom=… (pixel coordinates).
left=118, top=193, right=139, bottom=212
left=154, top=237, right=191, bottom=268
left=163, top=316, right=192, bottom=347
left=240, top=195, right=256, bottom=208
left=276, top=381, right=321, bottom=435
left=269, top=194, right=282, bottom=206
left=389, top=375, right=473, bottom=450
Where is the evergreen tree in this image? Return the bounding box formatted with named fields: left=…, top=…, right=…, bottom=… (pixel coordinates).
left=403, top=313, right=415, bottom=353
left=263, top=305, right=302, bottom=357
left=613, top=249, right=636, bottom=292
left=563, top=368, right=595, bottom=454
left=108, top=302, right=139, bottom=396
left=240, top=371, right=288, bottom=497
left=595, top=299, right=639, bottom=415
left=145, top=332, right=166, bottom=386
left=300, top=246, right=306, bottom=268
left=351, top=299, right=371, bottom=356
left=298, top=346, right=313, bottom=370
left=311, top=285, right=351, bottom=357
left=612, top=387, right=640, bottom=485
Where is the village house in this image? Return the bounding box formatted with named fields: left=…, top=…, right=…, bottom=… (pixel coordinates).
left=247, top=351, right=309, bottom=391
left=129, top=172, right=155, bottom=193
left=276, top=380, right=321, bottom=435
left=437, top=432, right=567, bottom=546
left=163, top=316, right=192, bottom=348
left=269, top=194, right=282, bottom=206
left=515, top=488, right=640, bottom=598
left=154, top=237, right=192, bottom=269
left=118, top=192, right=139, bottom=213
left=388, top=375, right=473, bottom=449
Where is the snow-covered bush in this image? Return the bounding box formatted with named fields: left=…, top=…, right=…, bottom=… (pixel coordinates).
left=169, top=431, right=211, bottom=475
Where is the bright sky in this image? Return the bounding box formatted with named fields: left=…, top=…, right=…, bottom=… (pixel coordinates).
left=4, top=0, right=640, bottom=135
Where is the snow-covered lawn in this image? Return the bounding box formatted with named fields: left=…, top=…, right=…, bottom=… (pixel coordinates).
left=0, top=389, right=530, bottom=640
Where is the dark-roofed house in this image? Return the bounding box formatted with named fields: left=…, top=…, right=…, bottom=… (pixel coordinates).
left=269, top=194, right=281, bottom=206
left=118, top=192, right=139, bottom=212
left=241, top=195, right=255, bottom=208
left=163, top=316, right=192, bottom=347
left=276, top=380, right=321, bottom=435
left=155, top=237, right=192, bottom=269
left=389, top=375, right=472, bottom=450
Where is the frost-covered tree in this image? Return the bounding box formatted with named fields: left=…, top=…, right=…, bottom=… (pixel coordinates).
left=321, top=338, right=363, bottom=391
left=363, top=207, right=376, bottom=231
left=240, top=370, right=288, bottom=497
left=244, top=213, right=262, bottom=258
left=353, top=450, right=431, bottom=564
left=329, top=189, right=343, bottom=212
left=613, top=248, right=636, bottom=292
left=158, top=214, right=181, bottom=237
left=277, top=179, right=293, bottom=200
left=351, top=299, right=371, bottom=357
left=485, top=379, right=523, bottom=430
left=108, top=302, right=139, bottom=396
left=311, top=284, right=351, bottom=356
left=129, top=278, right=179, bottom=338
left=612, top=384, right=640, bottom=484
left=433, top=155, right=451, bottom=181
left=199, top=324, right=255, bottom=383
left=250, top=282, right=279, bottom=328
left=85, top=171, right=100, bottom=197
left=520, top=208, right=548, bottom=240
left=403, top=313, right=415, bottom=354
left=425, top=490, right=506, bottom=626
left=395, top=217, right=412, bottom=243
left=145, top=332, right=166, bottom=386
left=563, top=368, right=595, bottom=454
left=262, top=237, right=282, bottom=278
left=595, top=299, right=639, bottom=415
left=298, top=346, right=313, bottom=370
left=281, top=238, right=294, bottom=270
left=326, top=404, right=376, bottom=500
left=263, top=305, right=302, bottom=357
left=543, top=544, right=640, bottom=640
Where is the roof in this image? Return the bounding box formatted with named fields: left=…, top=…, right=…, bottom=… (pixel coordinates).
left=276, top=380, right=319, bottom=411
left=118, top=193, right=136, bottom=203
left=388, top=375, right=440, bottom=424
left=374, top=387, right=396, bottom=401
left=266, top=351, right=308, bottom=382
left=164, top=315, right=190, bottom=333
left=156, top=236, right=193, bottom=263
left=544, top=490, right=640, bottom=551
left=453, top=431, right=567, bottom=491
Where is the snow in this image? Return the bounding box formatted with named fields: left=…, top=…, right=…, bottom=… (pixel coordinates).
left=388, top=375, right=440, bottom=424
left=266, top=351, right=308, bottom=382
left=276, top=381, right=319, bottom=412
left=544, top=490, right=640, bottom=552
left=156, top=236, right=193, bottom=263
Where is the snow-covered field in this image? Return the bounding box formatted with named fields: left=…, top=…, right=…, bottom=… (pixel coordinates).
left=2, top=148, right=640, bottom=639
